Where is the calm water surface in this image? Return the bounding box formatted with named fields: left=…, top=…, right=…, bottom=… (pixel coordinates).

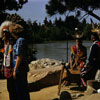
left=34, top=41, right=92, bottom=62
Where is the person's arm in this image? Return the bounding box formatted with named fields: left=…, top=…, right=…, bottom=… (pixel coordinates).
left=70, top=53, right=73, bottom=67
left=70, top=46, right=78, bottom=68
left=79, top=47, right=87, bottom=60
left=70, top=46, right=74, bottom=68
left=13, top=55, right=22, bottom=79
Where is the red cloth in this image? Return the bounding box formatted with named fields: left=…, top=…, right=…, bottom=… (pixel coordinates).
left=72, top=45, right=77, bottom=54
left=98, top=41, right=100, bottom=46
left=4, top=67, right=13, bottom=78
left=71, top=45, right=81, bottom=56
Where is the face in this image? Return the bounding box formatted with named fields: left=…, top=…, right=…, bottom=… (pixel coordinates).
left=76, top=39, right=79, bottom=45
left=76, top=39, right=82, bottom=46
left=11, top=33, right=18, bottom=40
left=91, top=35, right=95, bottom=42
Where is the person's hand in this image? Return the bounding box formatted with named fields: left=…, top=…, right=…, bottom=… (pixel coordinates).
left=13, top=69, right=16, bottom=79
left=84, top=64, right=86, bottom=68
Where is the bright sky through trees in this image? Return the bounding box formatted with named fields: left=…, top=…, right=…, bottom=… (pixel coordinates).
left=6, top=0, right=100, bottom=24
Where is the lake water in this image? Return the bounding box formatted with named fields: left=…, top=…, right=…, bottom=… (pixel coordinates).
left=33, top=41, right=92, bottom=62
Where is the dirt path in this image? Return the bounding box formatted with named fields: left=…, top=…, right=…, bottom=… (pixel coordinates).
left=0, top=80, right=9, bottom=100
left=0, top=79, right=85, bottom=100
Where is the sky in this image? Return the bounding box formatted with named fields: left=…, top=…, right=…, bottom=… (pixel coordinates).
left=6, top=0, right=100, bottom=24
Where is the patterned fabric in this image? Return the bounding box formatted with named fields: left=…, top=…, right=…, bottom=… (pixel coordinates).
left=4, top=67, right=13, bottom=78
left=3, top=41, right=13, bottom=78
left=71, top=44, right=87, bottom=69
left=3, top=42, right=12, bottom=67
left=71, top=45, right=77, bottom=54
left=71, top=44, right=86, bottom=59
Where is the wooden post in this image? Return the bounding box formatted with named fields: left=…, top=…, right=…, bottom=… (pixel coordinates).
left=58, top=63, right=65, bottom=96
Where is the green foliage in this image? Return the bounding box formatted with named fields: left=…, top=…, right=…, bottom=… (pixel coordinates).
left=82, top=24, right=92, bottom=40
left=46, top=0, right=100, bottom=21
left=0, top=0, right=97, bottom=44
left=0, top=0, right=28, bottom=11
left=0, top=0, right=28, bottom=31
left=24, top=15, right=93, bottom=43
left=0, top=12, right=93, bottom=44
left=65, top=16, right=79, bottom=34
left=0, top=12, right=8, bottom=24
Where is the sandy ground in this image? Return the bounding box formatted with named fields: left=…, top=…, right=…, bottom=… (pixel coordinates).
left=0, top=79, right=9, bottom=100
left=0, top=79, right=85, bottom=100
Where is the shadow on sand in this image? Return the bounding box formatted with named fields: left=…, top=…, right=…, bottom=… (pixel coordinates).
left=70, top=86, right=86, bottom=91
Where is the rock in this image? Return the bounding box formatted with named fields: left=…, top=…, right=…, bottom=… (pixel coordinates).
left=28, top=58, right=62, bottom=91
left=85, top=85, right=97, bottom=95
left=97, top=89, right=100, bottom=93
left=85, top=80, right=100, bottom=95
left=29, top=58, right=62, bottom=70
left=28, top=66, right=61, bottom=91
left=28, top=58, right=82, bottom=91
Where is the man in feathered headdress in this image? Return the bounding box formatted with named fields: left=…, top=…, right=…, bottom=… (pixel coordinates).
left=70, top=34, right=87, bottom=70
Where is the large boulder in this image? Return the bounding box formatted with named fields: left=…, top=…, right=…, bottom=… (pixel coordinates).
left=85, top=80, right=100, bottom=95
left=85, top=70, right=100, bottom=95
left=28, top=66, right=61, bottom=91
left=29, top=58, right=62, bottom=70
left=28, top=58, right=62, bottom=91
